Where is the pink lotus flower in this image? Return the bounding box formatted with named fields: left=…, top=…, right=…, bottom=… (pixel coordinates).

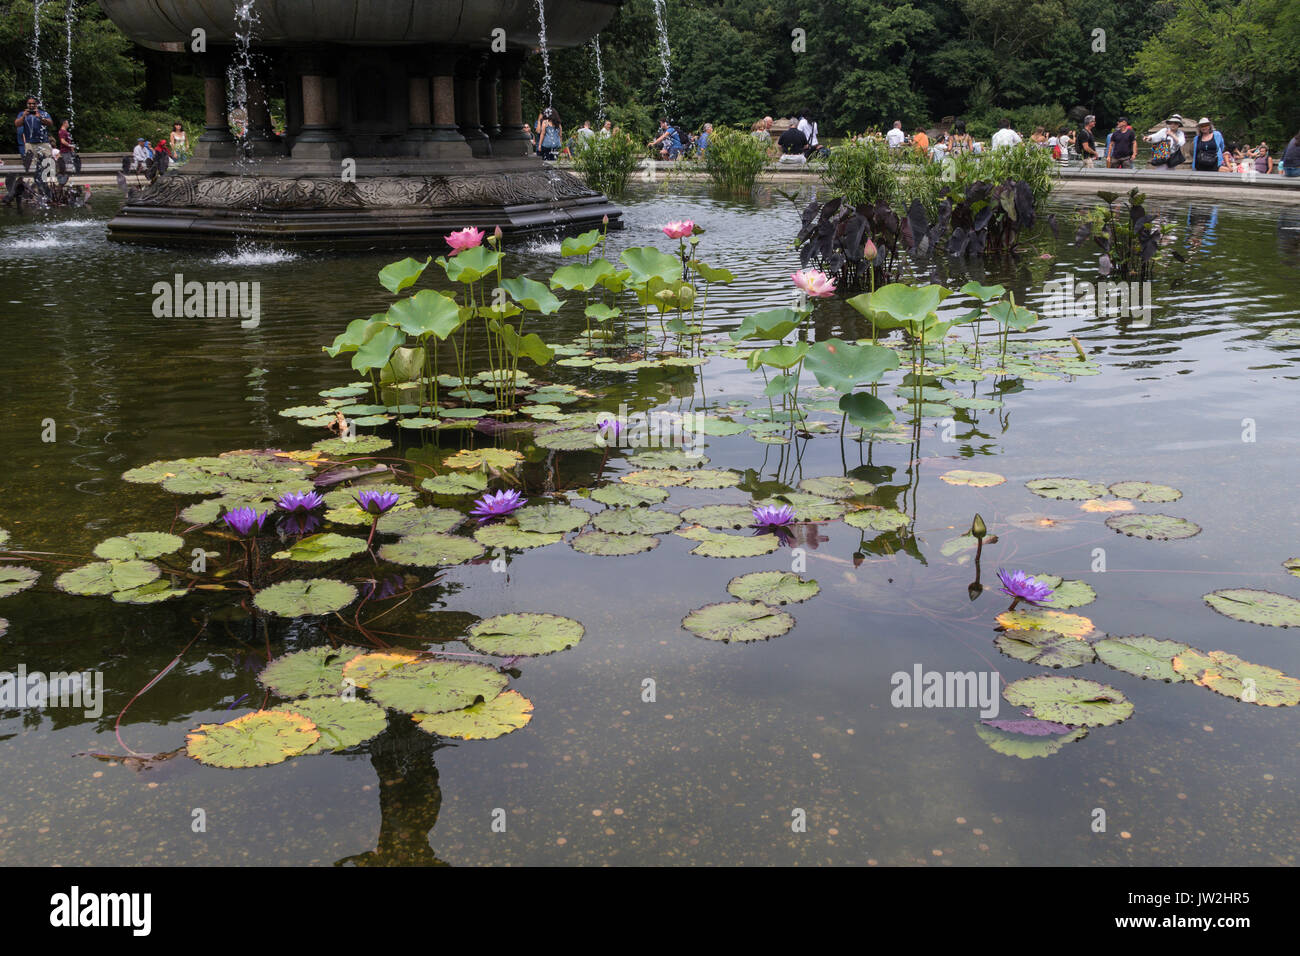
left=445, top=227, right=485, bottom=256
left=792, top=269, right=837, bottom=298
left=662, top=220, right=695, bottom=240
left=863, top=239, right=878, bottom=261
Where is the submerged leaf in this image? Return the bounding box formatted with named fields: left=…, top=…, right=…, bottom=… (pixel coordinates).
left=975, top=722, right=1087, bottom=759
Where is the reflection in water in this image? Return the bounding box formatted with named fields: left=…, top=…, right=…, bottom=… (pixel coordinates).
left=1277, top=208, right=1300, bottom=269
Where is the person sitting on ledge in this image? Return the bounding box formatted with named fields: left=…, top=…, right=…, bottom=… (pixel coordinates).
left=776, top=122, right=807, bottom=164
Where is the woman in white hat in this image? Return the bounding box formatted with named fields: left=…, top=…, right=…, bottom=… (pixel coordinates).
left=1190, top=117, right=1229, bottom=172
left=1144, top=115, right=1186, bottom=169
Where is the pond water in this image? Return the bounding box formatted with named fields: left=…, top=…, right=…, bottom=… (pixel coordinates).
left=1, top=184, right=1298, bottom=866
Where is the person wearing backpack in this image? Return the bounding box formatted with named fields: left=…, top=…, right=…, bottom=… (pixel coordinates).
left=1191, top=117, right=1229, bottom=172
left=536, top=108, right=563, bottom=160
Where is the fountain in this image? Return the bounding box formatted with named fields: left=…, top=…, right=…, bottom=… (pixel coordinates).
left=97, top=0, right=625, bottom=248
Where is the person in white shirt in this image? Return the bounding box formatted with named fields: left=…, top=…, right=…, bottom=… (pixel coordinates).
left=1143, top=115, right=1186, bottom=169
left=990, top=118, right=1022, bottom=150
left=131, top=137, right=152, bottom=172
left=885, top=120, right=905, bottom=148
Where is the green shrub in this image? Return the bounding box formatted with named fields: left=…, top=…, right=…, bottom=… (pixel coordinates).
left=571, top=130, right=644, bottom=198
left=698, top=125, right=768, bottom=194
left=821, top=138, right=909, bottom=209
left=966, top=104, right=1069, bottom=143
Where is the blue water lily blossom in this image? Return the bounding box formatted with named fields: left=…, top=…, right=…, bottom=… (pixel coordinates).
left=470, top=489, right=526, bottom=522
left=997, top=569, right=1055, bottom=605
left=277, top=490, right=325, bottom=513
left=752, top=504, right=796, bottom=529
left=354, top=490, right=401, bottom=516
left=223, top=507, right=269, bottom=537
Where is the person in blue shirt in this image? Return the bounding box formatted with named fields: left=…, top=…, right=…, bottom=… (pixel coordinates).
left=650, top=119, right=683, bottom=160
left=15, top=94, right=53, bottom=168
left=695, top=123, right=712, bottom=155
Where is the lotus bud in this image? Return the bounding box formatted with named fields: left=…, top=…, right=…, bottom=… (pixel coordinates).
left=852, top=551, right=865, bottom=568
left=968, top=581, right=983, bottom=601
left=864, top=239, right=878, bottom=261
left=970, top=513, right=987, bottom=539
left=602, top=214, right=609, bottom=226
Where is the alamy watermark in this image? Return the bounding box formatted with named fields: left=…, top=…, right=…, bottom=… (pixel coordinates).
left=1042, top=275, right=1152, bottom=326
left=890, top=664, right=1000, bottom=718
left=152, top=273, right=261, bottom=328
left=598, top=403, right=706, bottom=456
left=0, top=665, right=103, bottom=718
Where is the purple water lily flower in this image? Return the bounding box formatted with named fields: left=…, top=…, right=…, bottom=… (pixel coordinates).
left=223, top=507, right=268, bottom=537
left=997, top=569, right=1054, bottom=605
left=596, top=415, right=624, bottom=443
left=470, top=489, right=526, bottom=522
left=277, top=490, right=325, bottom=513
left=752, top=504, right=796, bottom=529
left=354, top=490, right=401, bottom=516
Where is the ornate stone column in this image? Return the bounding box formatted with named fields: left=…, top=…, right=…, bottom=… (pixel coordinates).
left=494, top=51, right=532, bottom=157
left=293, top=52, right=344, bottom=160
left=456, top=52, right=491, bottom=158
left=402, top=49, right=437, bottom=158
left=478, top=60, right=501, bottom=142
left=430, top=49, right=471, bottom=158
left=195, top=50, right=236, bottom=158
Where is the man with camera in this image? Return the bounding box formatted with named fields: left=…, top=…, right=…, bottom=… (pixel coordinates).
left=14, top=95, right=54, bottom=174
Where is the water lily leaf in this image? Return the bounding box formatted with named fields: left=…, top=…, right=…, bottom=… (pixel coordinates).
left=186, top=710, right=320, bottom=768
left=571, top=531, right=659, bottom=555
left=342, top=651, right=422, bottom=690
left=1003, top=676, right=1133, bottom=727
left=373, top=507, right=461, bottom=537
left=948, top=397, right=1003, bottom=410
left=1027, top=574, right=1097, bottom=609
left=1105, top=513, right=1201, bottom=540
left=272, top=533, right=368, bottom=562
left=1026, top=477, right=1108, bottom=500
left=443, top=447, right=524, bottom=471
left=997, top=608, right=1096, bottom=640
left=626, top=450, right=707, bottom=470
left=378, top=533, right=485, bottom=567
left=940, top=534, right=978, bottom=558
left=804, top=339, right=900, bottom=392
left=421, top=472, right=489, bottom=495
left=726, top=571, right=819, bottom=605
left=620, top=246, right=681, bottom=282
left=466, top=612, right=584, bottom=656
left=692, top=418, right=749, bottom=436
left=838, top=392, right=894, bottom=429
left=535, top=425, right=604, bottom=451
left=940, top=470, right=1005, bottom=487
left=438, top=246, right=504, bottom=283
left=56, top=560, right=161, bottom=596
left=798, top=476, right=874, bottom=499
left=0, top=566, right=40, bottom=598
left=1107, top=481, right=1182, bottom=503
left=253, top=579, right=358, bottom=617
left=756, top=492, right=846, bottom=521
left=313, top=435, right=393, bottom=456
left=279, top=404, right=335, bottom=419
left=473, top=525, right=562, bottom=550
left=281, top=697, right=388, bottom=755
left=843, top=508, right=909, bottom=532
left=682, top=469, right=742, bottom=489
left=730, top=307, right=802, bottom=342
left=1080, top=499, right=1134, bottom=513
left=414, top=689, right=534, bottom=740
left=623, top=469, right=690, bottom=488
left=514, top=503, right=590, bottom=534
left=1171, top=649, right=1300, bottom=706
left=258, top=646, right=360, bottom=698
left=551, top=259, right=616, bottom=292
left=676, top=527, right=780, bottom=558
left=679, top=505, right=756, bottom=529
left=1095, top=635, right=1191, bottom=682
left=995, top=630, right=1097, bottom=668
left=368, top=660, right=508, bottom=714
left=1286, top=558, right=1300, bottom=578
left=592, top=509, right=681, bottom=535
left=110, top=578, right=188, bottom=604
left=975, top=722, right=1087, bottom=759
left=1203, top=588, right=1300, bottom=627
left=387, top=290, right=462, bottom=341
left=0, top=528, right=8, bottom=547
left=93, top=532, right=185, bottom=561
left=560, top=228, right=602, bottom=257
left=585, top=482, right=666, bottom=509
left=378, top=256, right=431, bottom=293
left=851, top=283, right=952, bottom=329
left=682, top=601, right=795, bottom=642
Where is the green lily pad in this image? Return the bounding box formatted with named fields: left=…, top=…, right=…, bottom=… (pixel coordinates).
left=111, top=579, right=189, bottom=604
left=681, top=469, right=742, bottom=489
left=626, top=450, right=708, bottom=470
left=590, top=484, right=669, bottom=507
left=413, top=689, right=534, bottom=740
left=1171, top=649, right=1300, bottom=706
left=313, top=435, right=392, bottom=456
left=948, top=397, right=1003, bottom=410
left=1284, top=557, right=1300, bottom=578
left=755, top=492, right=847, bottom=521
left=465, top=612, right=585, bottom=656
left=186, top=710, right=320, bottom=768
left=798, top=476, right=874, bottom=499
left=975, top=723, right=1088, bottom=759
left=375, top=507, right=463, bottom=536
left=377, top=533, right=485, bottom=567
left=259, top=646, right=360, bottom=697
left=571, top=531, right=659, bottom=556
left=843, top=508, right=909, bottom=532
left=939, top=470, right=1005, bottom=487
left=1105, top=513, right=1201, bottom=540
left=995, top=630, right=1097, bottom=668
left=367, top=660, right=508, bottom=715
left=1095, top=635, right=1192, bottom=682
left=535, top=425, right=604, bottom=451
left=1025, top=477, right=1108, bottom=500
left=442, top=447, right=525, bottom=471
left=681, top=601, right=795, bottom=642
left=692, top=418, right=749, bottom=436
left=0, top=566, right=40, bottom=598
left=55, top=560, right=161, bottom=596
left=678, top=505, right=756, bottom=529
left=726, top=571, right=820, bottom=605
left=1003, top=676, right=1133, bottom=727
left=623, top=469, right=690, bottom=488
left=1027, top=574, right=1097, bottom=609
left=1203, top=588, right=1300, bottom=628
left=1107, top=480, right=1182, bottom=503
left=676, top=527, right=780, bottom=558
left=997, top=608, right=1096, bottom=639
left=473, top=525, right=562, bottom=550
left=272, top=533, right=368, bottom=562
left=514, top=503, right=590, bottom=534
left=253, top=579, right=359, bottom=617
left=92, top=532, right=185, bottom=561
left=592, top=509, right=681, bottom=535
left=421, top=471, right=490, bottom=495
left=940, top=534, right=978, bottom=558
left=280, top=696, right=388, bottom=754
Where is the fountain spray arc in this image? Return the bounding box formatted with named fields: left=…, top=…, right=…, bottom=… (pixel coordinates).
left=97, top=0, right=625, bottom=248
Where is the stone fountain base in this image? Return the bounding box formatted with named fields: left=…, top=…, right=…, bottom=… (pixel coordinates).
left=108, top=157, right=621, bottom=249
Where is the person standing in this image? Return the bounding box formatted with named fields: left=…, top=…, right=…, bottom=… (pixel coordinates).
left=948, top=119, right=973, bottom=155
left=1190, top=117, right=1229, bottom=172
left=1282, top=129, right=1300, bottom=177
left=990, top=118, right=1021, bottom=150
left=1078, top=115, right=1098, bottom=167
left=536, top=108, right=563, bottom=160
left=1106, top=116, right=1136, bottom=168
left=696, top=123, right=712, bottom=154
left=599, top=119, right=612, bottom=138
left=15, top=95, right=54, bottom=172
left=169, top=122, right=189, bottom=162
left=1144, top=116, right=1185, bottom=169
left=912, top=126, right=929, bottom=155
left=885, top=120, right=905, bottom=148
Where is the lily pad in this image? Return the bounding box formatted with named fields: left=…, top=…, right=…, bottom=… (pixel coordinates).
left=1203, top=588, right=1300, bottom=628
left=1095, top=635, right=1191, bottom=682
left=93, top=532, right=185, bottom=561
left=726, top=571, right=820, bottom=605
left=252, top=579, right=359, bottom=617
left=421, top=472, right=489, bottom=495
left=535, top=426, right=604, bottom=451
left=55, top=560, right=161, bottom=596
left=1080, top=499, right=1135, bottom=513
left=0, top=566, right=40, bottom=598
left=280, top=696, right=388, bottom=754
left=995, top=630, right=1097, bottom=668
left=1171, top=649, right=1300, bottom=706
left=570, top=531, right=659, bottom=556
left=378, top=533, right=484, bottom=567
left=592, top=509, right=681, bottom=535
left=754, top=493, right=847, bottom=522
left=798, top=476, right=874, bottom=499
left=342, top=650, right=421, bottom=688
left=375, top=507, right=463, bottom=536
left=843, top=508, right=909, bottom=532
left=1027, top=574, right=1097, bottom=609
left=678, top=505, right=756, bottom=529
left=442, top=447, right=524, bottom=471
left=681, top=601, right=795, bottom=642
left=590, top=484, right=669, bottom=507
left=514, top=503, right=590, bottom=534
left=367, top=660, right=509, bottom=715
left=271, top=533, right=368, bottom=562
left=414, top=690, right=534, bottom=740
left=940, top=470, right=1005, bottom=487
left=682, top=469, right=743, bottom=489
left=186, top=710, right=320, bottom=768
left=111, top=579, right=189, bottom=604
left=940, top=534, right=978, bottom=558
left=997, top=608, right=1096, bottom=640
left=465, top=612, right=584, bottom=656
left=1105, top=513, right=1201, bottom=540
left=622, top=469, right=690, bottom=488
left=676, top=527, right=780, bottom=558
left=1285, top=558, right=1300, bottom=578
left=473, top=525, right=562, bottom=550
left=258, top=646, right=359, bottom=697
left=312, top=435, right=392, bottom=455
left=1107, top=480, right=1182, bottom=503
left=1003, top=676, right=1133, bottom=727
left=1025, top=477, right=1108, bottom=500
left=976, top=722, right=1088, bottom=759
left=626, top=450, right=708, bottom=470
